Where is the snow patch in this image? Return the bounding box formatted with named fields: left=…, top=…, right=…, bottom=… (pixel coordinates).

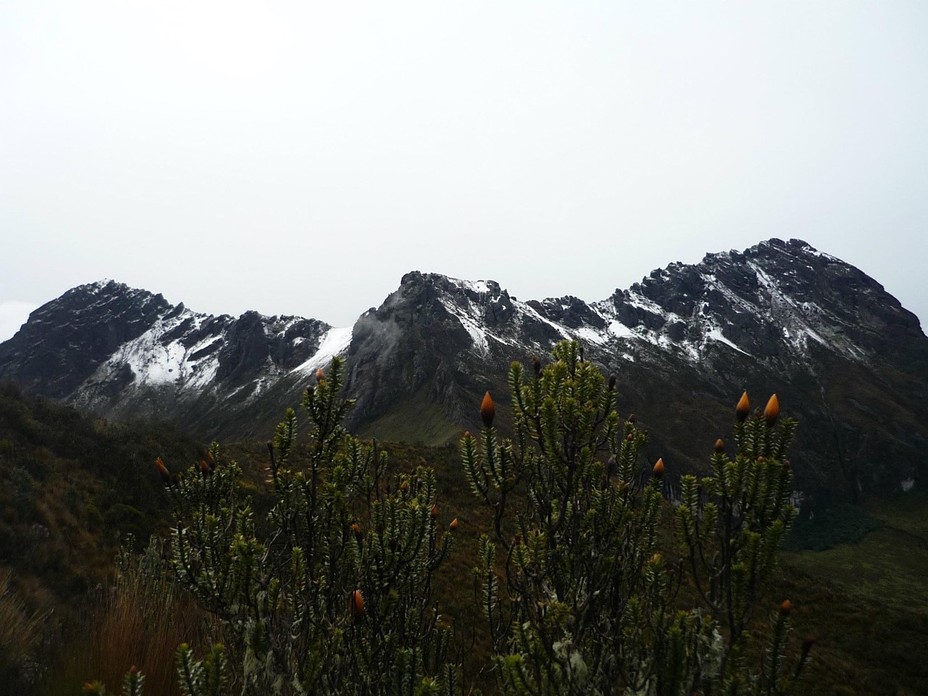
left=293, top=326, right=353, bottom=375
left=575, top=326, right=608, bottom=345
left=705, top=327, right=750, bottom=356
left=440, top=298, right=490, bottom=354
left=608, top=320, right=635, bottom=339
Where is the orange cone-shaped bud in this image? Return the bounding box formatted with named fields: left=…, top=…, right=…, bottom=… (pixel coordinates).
left=450, top=517, right=459, bottom=531
left=155, top=457, right=172, bottom=485
left=765, top=394, right=780, bottom=426
left=652, top=458, right=665, bottom=478
left=430, top=504, right=439, bottom=519
left=349, top=589, right=365, bottom=618
left=780, top=598, right=793, bottom=616
left=351, top=523, right=363, bottom=542
left=315, top=368, right=325, bottom=382
left=736, top=392, right=751, bottom=422
left=480, top=391, right=495, bottom=428
left=714, top=438, right=725, bottom=453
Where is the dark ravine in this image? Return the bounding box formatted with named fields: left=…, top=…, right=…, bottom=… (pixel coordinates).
left=2, top=239, right=926, bottom=504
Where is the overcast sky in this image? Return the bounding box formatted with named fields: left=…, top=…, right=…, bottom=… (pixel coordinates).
left=2, top=1, right=926, bottom=342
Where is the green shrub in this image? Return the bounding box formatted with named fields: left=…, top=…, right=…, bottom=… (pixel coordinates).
left=91, top=342, right=811, bottom=695
left=115, top=356, right=457, bottom=695
left=462, top=341, right=809, bottom=694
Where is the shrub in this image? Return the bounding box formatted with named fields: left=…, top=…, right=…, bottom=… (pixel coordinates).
left=109, top=357, right=458, bottom=695
left=92, top=342, right=810, bottom=695
left=461, top=341, right=810, bottom=694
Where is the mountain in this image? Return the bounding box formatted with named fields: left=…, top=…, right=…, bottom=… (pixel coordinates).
left=2, top=239, right=926, bottom=503
left=0, top=280, right=350, bottom=438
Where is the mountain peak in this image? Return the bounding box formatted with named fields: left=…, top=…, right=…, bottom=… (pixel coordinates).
left=3, top=240, right=927, bottom=500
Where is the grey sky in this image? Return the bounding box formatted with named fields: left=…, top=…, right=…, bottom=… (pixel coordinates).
left=2, top=1, right=926, bottom=341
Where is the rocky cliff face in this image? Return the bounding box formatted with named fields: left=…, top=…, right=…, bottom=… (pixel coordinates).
left=2, top=240, right=926, bottom=502
left=341, top=239, right=928, bottom=502
left=0, top=280, right=349, bottom=438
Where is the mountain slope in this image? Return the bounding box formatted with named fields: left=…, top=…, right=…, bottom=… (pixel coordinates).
left=342, top=239, right=928, bottom=501
left=0, top=280, right=350, bottom=439
left=1, top=239, right=926, bottom=502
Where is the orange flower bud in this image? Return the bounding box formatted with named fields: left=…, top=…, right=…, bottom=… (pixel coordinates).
left=736, top=392, right=750, bottom=422
left=480, top=391, right=495, bottom=428
left=764, top=394, right=780, bottom=426
left=780, top=599, right=793, bottom=616
left=351, top=523, right=363, bottom=541
left=627, top=413, right=637, bottom=424
left=532, top=355, right=541, bottom=377
left=155, top=457, right=171, bottom=485
left=349, top=589, right=365, bottom=617
left=652, top=458, right=665, bottom=478
left=315, top=368, right=325, bottom=382
left=714, top=438, right=725, bottom=453
left=449, top=517, right=459, bottom=531
left=430, top=504, right=439, bottom=519
left=199, top=460, right=210, bottom=476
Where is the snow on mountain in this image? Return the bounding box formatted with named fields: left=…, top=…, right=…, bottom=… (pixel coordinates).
left=414, top=239, right=885, bottom=371
left=0, top=280, right=346, bottom=435
left=292, top=326, right=354, bottom=376
left=2, top=239, right=926, bottom=500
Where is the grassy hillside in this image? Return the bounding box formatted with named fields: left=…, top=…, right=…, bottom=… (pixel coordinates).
left=779, top=492, right=928, bottom=695
left=2, top=381, right=926, bottom=694
left=0, top=383, right=204, bottom=691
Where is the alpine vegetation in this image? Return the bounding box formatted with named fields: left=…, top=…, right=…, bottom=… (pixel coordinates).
left=87, top=342, right=809, bottom=695
left=87, top=357, right=459, bottom=696
left=461, top=341, right=809, bottom=694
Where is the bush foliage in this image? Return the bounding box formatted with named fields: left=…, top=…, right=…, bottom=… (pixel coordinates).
left=89, top=341, right=810, bottom=695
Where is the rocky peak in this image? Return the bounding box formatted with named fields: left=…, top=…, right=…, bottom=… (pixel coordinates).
left=3, top=244, right=926, bottom=500
left=0, top=280, right=174, bottom=397
left=600, top=238, right=925, bottom=369
left=0, top=280, right=341, bottom=439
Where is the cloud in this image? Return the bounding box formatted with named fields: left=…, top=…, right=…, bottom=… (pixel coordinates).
left=0, top=301, right=37, bottom=343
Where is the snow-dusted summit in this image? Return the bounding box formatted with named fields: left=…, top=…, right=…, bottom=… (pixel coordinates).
left=1, top=239, right=926, bottom=500
left=0, top=280, right=351, bottom=436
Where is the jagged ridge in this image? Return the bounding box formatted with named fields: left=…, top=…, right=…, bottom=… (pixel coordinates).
left=1, top=240, right=926, bottom=501
left=0, top=280, right=351, bottom=437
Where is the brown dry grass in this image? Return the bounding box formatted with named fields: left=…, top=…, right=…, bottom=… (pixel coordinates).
left=0, top=568, right=51, bottom=689
left=43, top=547, right=216, bottom=696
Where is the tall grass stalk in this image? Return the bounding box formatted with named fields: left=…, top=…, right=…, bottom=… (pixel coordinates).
left=45, top=540, right=215, bottom=696
left=0, top=567, right=50, bottom=689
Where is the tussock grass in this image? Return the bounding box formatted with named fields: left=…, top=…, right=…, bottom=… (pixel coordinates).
left=44, top=543, right=215, bottom=696
left=0, top=568, right=51, bottom=690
